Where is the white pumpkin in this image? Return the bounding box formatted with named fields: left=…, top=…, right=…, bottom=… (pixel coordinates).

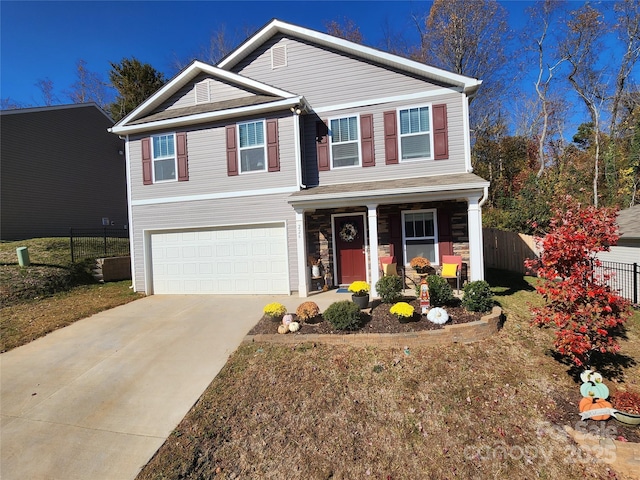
left=283, top=314, right=293, bottom=326
left=289, top=321, right=300, bottom=333
left=427, top=307, right=449, bottom=325
left=277, top=324, right=289, bottom=334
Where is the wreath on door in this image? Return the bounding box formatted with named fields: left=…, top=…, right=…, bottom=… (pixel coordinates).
left=339, top=222, right=358, bottom=242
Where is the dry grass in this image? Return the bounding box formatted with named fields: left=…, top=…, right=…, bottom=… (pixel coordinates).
left=138, top=270, right=639, bottom=480
left=0, top=281, right=142, bottom=352
left=0, top=238, right=142, bottom=352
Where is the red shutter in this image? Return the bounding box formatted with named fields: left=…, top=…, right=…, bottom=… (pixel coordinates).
left=176, top=132, right=188, bottom=181
left=266, top=119, right=280, bottom=172
left=360, top=114, right=375, bottom=167
left=433, top=104, right=449, bottom=160
left=141, top=137, right=152, bottom=185
left=226, top=125, right=238, bottom=176
left=383, top=110, right=398, bottom=165
left=316, top=120, right=330, bottom=171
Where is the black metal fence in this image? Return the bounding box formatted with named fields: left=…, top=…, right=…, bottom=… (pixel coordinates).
left=70, top=227, right=130, bottom=263
left=596, top=261, right=639, bottom=305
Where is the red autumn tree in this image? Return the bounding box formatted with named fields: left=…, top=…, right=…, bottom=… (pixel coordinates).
left=525, top=196, right=631, bottom=367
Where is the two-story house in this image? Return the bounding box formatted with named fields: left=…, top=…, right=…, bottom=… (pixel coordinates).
left=109, top=19, right=489, bottom=297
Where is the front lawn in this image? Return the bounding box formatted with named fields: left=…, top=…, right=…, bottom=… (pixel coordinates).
left=137, top=270, right=640, bottom=479
left=0, top=238, right=142, bottom=352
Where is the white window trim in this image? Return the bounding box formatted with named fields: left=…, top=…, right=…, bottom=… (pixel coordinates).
left=237, top=119, right=267, bottom=174
left=397, top=104, right=434, bottom=162
left=328, top=114, right=362, bottom=169
left=151, top=132, right=178, bottom=183
left=401, top=208, right=439, bottom=266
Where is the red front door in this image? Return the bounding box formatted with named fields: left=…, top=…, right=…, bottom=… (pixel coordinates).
left=335, top=215, right=366, bottom=285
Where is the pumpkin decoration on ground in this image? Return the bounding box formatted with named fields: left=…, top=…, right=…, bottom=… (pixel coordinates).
left=579, top=397, right=613, bottom=421
left=578, top=369, right=613, bottom=421
left=277, top=324, right=289, bottom=335
left=282, top=314, right=293, bottom=326
left=288, top=321, right=300, bottom=333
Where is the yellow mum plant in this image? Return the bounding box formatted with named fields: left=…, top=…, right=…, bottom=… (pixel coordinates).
left=348, top=281, right=370, bottom=296
left=263, top=302, right=287, bottom=318
left=390, top=302, right=415, bottom=321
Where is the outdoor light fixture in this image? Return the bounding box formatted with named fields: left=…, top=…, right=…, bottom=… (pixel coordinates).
left=290, top=104, right=305, bottom=115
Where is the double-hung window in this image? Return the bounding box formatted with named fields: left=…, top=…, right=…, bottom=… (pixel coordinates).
left=403, top=210, right=438, bottom=265
left=399, top=106, right=432, bottom=161
left=238, top=120, right=266, bottom=173
left=152, top=134, right=177, bottom=182
left=330, top=116, right=360, bottom=168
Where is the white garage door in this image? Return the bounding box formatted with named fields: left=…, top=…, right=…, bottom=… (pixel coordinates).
left=150, top=224, right=289, bottom=294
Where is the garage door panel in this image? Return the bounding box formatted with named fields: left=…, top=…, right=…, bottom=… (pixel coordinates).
left=151, top=224, right=289, bottom=294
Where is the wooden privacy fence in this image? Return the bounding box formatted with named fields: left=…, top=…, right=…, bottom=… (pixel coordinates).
left=483, top=228, right=540, bottom=274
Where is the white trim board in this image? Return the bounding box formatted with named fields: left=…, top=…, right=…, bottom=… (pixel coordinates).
left=131, top=185, right=299, bottom=207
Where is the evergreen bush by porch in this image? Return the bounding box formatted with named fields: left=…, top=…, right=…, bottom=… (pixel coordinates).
left=323, top=300, right=362, bottom=330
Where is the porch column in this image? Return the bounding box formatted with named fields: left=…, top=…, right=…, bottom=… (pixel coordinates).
left=367, top=204, right=380, bottom=298
left=294, top=208, right=309, bottom=297
left=467, top=195, right=485, bottom=281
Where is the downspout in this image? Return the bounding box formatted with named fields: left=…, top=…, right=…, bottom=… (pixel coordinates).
left=479, top=185, right=489, bottom=208
left=293, top=110, right=305, bottom=189
left=122, top=134, right=136, bottom=291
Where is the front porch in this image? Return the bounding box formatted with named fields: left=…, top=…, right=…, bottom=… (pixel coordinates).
left=288, top=174, right=489, bottom=297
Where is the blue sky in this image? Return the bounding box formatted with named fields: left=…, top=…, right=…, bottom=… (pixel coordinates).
left=1, top=0, right=539, bottom=107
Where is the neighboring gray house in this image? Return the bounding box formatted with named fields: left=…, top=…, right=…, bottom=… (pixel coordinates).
left=597, top=204, right=640, bottom=303
left=1, top=103, right=127, bottom=240
left=109, top=19, right=489, bottom=297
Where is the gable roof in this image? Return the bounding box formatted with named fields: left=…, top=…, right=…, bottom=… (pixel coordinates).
left=110, top=60, right=303, bottom=135
left=0, top=102, right=114, bottom=122
left=218, top=19, right=482, bottom=96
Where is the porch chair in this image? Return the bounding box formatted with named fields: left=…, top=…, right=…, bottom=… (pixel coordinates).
left=379, top=256, right=398, bottom=277
left=440, top=255, right=462, bottom=293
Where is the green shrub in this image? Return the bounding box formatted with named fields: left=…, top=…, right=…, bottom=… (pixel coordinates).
left=323, top=300, right=362, bottom=330
left=375, top=275, right=403, bottom=303
left=426, top=275, right=455, bottom=307
left=461, top=280, right=494, bottom=312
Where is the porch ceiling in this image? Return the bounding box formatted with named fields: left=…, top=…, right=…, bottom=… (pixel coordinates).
left=288, top=173, right=489, bottom=209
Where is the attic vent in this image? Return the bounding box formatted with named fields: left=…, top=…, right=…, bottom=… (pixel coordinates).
left=271, top=44, right=287, bottom=69
left=195, top=80, right=211, bottom=104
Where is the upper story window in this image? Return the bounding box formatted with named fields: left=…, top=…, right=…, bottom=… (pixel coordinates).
left=330, top=116, right=360, bottom=168
left=399, top=106, right=432, bottom=161
left=402, top=209, right=439, bottom=265
left=238, top=120, right=266, bottom=173
left=152, top=134, right=177, bottom=182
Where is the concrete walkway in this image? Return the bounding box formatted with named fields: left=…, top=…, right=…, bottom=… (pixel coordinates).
left=0, top=291, right=344, bottom=480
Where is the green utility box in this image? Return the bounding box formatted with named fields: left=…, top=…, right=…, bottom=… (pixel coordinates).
left=16, top=247, right=30, bottom=267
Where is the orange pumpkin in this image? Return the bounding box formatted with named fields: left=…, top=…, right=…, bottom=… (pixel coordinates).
left=579, top=397, right=613, bottom=420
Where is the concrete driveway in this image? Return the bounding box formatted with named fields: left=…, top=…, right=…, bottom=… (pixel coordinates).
left=0, top=293, right=341, bottom=480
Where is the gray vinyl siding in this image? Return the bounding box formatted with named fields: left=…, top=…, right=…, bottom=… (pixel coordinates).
left=596, top=245, right=640, bottom=265
left=130, top=193, right=298, bottom=293
left=128, top=114, right=297, bottom=202
left=158, top=73, right=260, bottom=112
left=302, top=92, right=467, bottom=186
left=0, top=104, right=127, bottom=240
left=233, top=35, right=446, bottom=108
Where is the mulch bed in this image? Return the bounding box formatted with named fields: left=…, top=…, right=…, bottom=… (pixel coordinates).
left=248, top=297, right=484, bottom=335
